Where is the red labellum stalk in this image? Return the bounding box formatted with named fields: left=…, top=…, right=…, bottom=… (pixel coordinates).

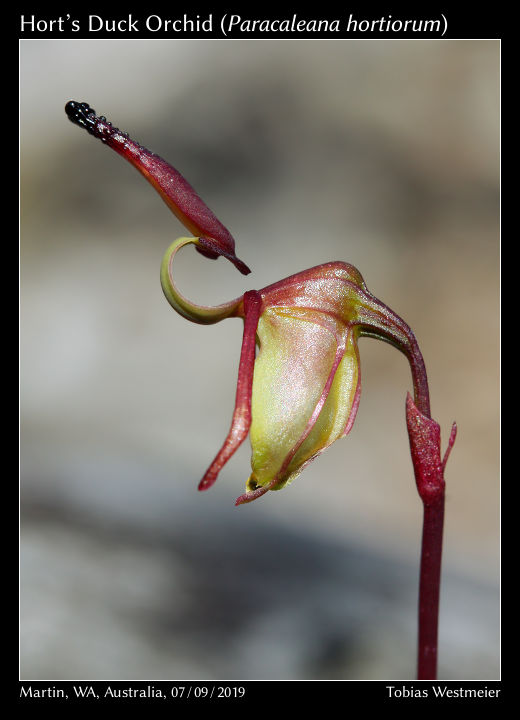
left=65, top=101, right=456, bottom=680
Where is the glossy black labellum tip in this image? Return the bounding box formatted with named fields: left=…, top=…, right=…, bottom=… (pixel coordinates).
left=65, top=100, right=98, bottom=136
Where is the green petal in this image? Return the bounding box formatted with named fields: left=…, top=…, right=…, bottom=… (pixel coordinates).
left=286, top=330, right=360, bottom=482
left=249, top=308, right=360, bottom=491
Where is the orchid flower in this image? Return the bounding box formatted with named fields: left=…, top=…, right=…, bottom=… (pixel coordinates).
left=65, top=101, right=456, bottom=680
left=160, top=237, right=436, bottom=508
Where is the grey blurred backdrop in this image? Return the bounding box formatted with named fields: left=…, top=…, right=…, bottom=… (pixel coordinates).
left=20, top=40, right=499, bottom=680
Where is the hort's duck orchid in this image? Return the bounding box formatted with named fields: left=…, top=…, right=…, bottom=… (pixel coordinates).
left=66, top=101, right=456, bottom=679
left=160, top=236, right=437, bottom=507
left=65, top=100, right=446, bottom=506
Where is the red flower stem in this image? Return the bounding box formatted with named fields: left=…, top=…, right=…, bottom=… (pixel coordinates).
left=399, top=327, right=443, bottom=681
left=406, top=335, right=450, bottom=680
left=405, top=336, right=431, bottom=419
left=359, top=306, right=430, bottom=418
left=406, top=394, right=456, bottom=681
left=362, top=311, right=452, bottom=680
left=403, top=340, right=444, bottom=680
left=417, top=494, right=445, bottom=679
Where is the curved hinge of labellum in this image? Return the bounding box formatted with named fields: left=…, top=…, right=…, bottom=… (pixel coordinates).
left=64, top=101, right=250, bottom=276
left=161, top=237, right=247, bottom=324
left=198, top=290, right=263, bottom=492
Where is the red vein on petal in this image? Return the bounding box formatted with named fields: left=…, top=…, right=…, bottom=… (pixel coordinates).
left=342, top=381, right=361, bottom=437
left=274, top=331, right=347, bottom=486
left=234, top=484, right=270, bottom=506
left=235, top=472, right=285, bottom=505
left=198, top=291, right=262, bottom=492
left=341, top=337, right=362, bottom=437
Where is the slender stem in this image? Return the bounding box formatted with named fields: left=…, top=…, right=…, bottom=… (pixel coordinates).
left=406, top=392, right=456, bottom=681
left=361, top=302, right=449, bottom=680
left=358, top=306, right=430, bottom=418
left=400, top=335, right=445, bottom=680
left=417, top=495, right=445, bottom=679
left=404, top=336, right=431, bottom=419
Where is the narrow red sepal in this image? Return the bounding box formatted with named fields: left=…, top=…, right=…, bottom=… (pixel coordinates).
left=198, top=291, right=262, bottom=491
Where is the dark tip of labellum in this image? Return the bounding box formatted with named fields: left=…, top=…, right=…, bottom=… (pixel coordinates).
left=65, top=100, right=125, bottom=144
left=65, top=100, right=98, bottom=135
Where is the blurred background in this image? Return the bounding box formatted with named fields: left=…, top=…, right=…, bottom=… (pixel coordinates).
left=20, top=40, right=499, bottom=680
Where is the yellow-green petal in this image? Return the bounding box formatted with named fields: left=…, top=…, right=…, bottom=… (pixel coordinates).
left=248, top=307, right=360, bottom=492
